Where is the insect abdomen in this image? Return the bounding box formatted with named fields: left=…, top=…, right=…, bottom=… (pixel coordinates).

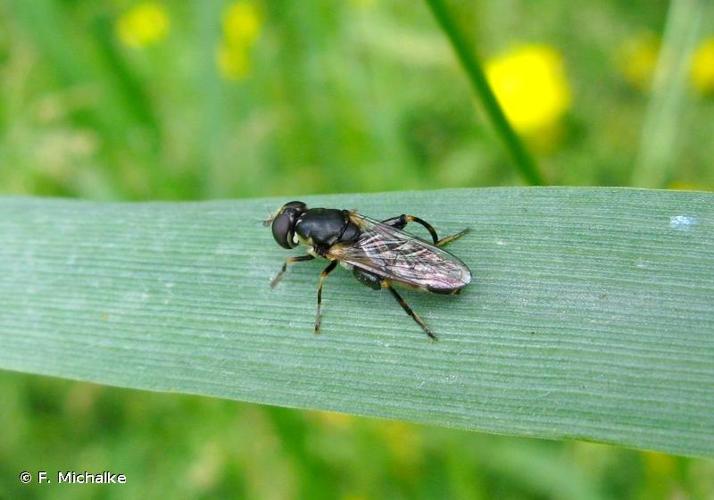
left=352, top=268, right=382, bottom=290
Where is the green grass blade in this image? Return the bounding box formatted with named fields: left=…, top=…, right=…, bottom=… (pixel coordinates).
left=1, top=187, right=713, bottom=457
left=423, top=0, right=544, bottom=186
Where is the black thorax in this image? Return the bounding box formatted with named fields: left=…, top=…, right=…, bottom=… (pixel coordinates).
left=295, top=208, right=361, bottom=256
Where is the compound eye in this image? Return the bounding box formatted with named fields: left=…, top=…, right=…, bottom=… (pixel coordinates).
left=271, top=211, right=298, bottom=249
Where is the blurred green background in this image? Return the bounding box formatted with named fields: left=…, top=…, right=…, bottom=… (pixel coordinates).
left=1, top=0, right=713, bottom=498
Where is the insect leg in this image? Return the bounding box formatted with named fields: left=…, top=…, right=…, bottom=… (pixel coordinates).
left=381, top=215, right=439, bottom=245
left=315, top=260, right=338, bottom=334
left=436, top=228, right=470, bottom=247
left=270, top=255, right=315, bottom=288
left=383, top=281, right=437, bottom=340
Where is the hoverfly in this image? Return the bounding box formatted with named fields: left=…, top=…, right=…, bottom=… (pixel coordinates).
left=265, top=201, right=471, bottom=340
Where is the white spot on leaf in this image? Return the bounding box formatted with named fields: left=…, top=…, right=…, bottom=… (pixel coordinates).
left=670, top=215, right=697, bottom=231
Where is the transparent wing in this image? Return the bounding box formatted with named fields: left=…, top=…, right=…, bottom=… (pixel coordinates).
left=329, top=214, right=472, bottom=291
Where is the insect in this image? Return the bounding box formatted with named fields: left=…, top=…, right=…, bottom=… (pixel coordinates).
left=265, top=201, right=471, bottom=340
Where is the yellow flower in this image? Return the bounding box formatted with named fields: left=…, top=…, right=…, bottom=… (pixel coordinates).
left=223, top=2, right=262, bottom=47
left=668, top=181, right=704, bottom=191
left=691, top=37, right=714, bottom=95
left=485, top=44, right=571, bottom=135
left=217, top=2, right=262, bottom=81
left=349, top=0, right=376, bottom=8
left=642, top=451, right=675, bottom=477
left=307, top=410, right=353, bottom=429
left=116, top=2, right=170, bottom=48
left=617, top=33, right=660, bottom=91
left=216, top=41, right=251, bottom=81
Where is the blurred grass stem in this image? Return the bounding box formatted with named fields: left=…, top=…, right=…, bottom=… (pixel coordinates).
left=632, top=0, right=704, bottom=187
left=196, top=0, right=225, bottom=197
left=424, top=0, right=544, bottom=186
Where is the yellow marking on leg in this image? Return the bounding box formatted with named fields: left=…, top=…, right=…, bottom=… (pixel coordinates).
left=436, top=228, right=470, bottom=247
